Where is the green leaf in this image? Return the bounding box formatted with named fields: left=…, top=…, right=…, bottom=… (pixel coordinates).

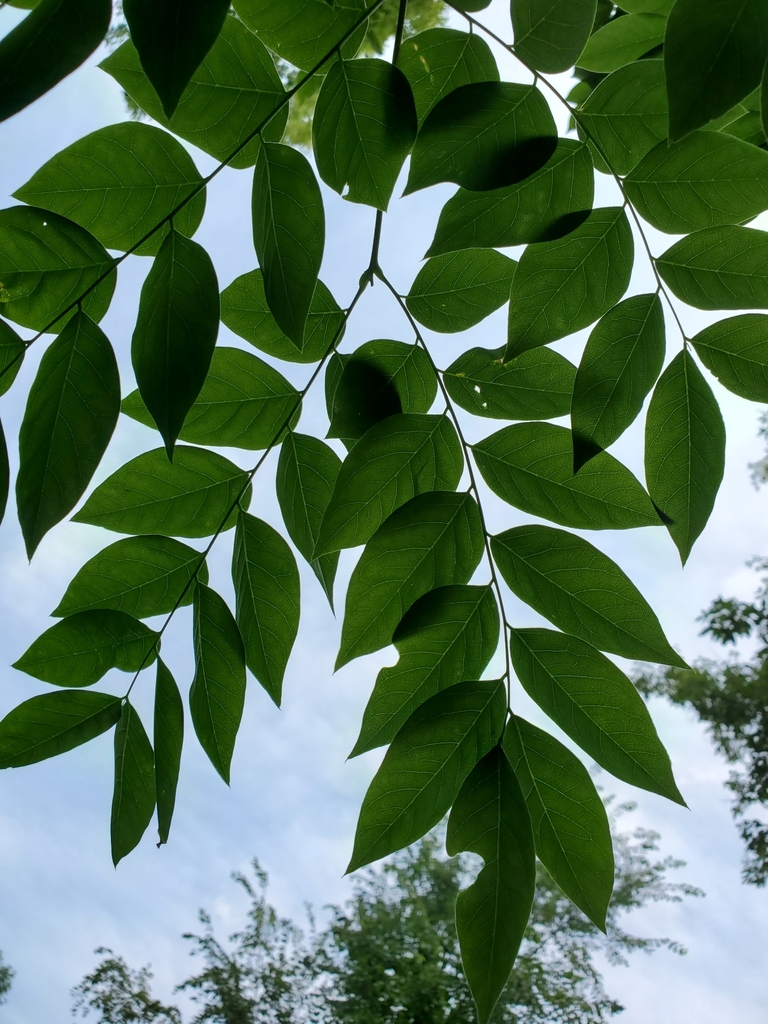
left=13, top=610, right=159, bottom=687
left=337, top=491, right=485, bottom=668
left=313, top=58, right=417, bottom=210
left=316, top=415, right=464, bottom=555
left=406, top=82, right=557, bottom=194
left=396, top=27, right=499, bottom=126
left=221, top=271, right=345, bottom=364
left=0, top=420, right=8, bottom=527
left=73, top=446, right=252, bottom=538
left=691, top=314, right=768, bottom=402
left=626, top=132, right=768, bottom=234
left=474, top=422, right=660, bottom=530
left=446, top=746, right=535, bottom=1024
left=443, top=345, right=575, bottom=421
left=14, top=122, right=206, bottom=257
left=572, top=293, right=665, bottom=467
left=351, top=584, right=499, bottom=757
left=618, top=0, right=673, bottom=11
left=123, top=347, right=300, bottom=451
left=645, top=350, right=725, bottom=564
left=348, top=678, right=506, bottom=872
left=426, top=140, right=594, bottom=256
left=232, top=511, right=300, bottom=706
left=276, top=432, right=341, bottom=606
left=16, top=311, right=120, bottom=558
left=0, top=690, right=121, bottom=769
left=506, top=207, right=633, bottom=359
left=503, top=715, right=613, bottom=928
left=100, top=18, right=287, bottom=169
left=53, top=536, right=207, bottom=619
left=123, top=0, right=231, bottom=118
left=509, top=629, right=685, bottom=804
left=578, top=59, right=668, bottom=176
left=406, top=250, right=516, bottom=333
left=0, top=206, right=115, bottom=332
left=132, top=229, right=219, bottom=458
left=0, top=318, right=25, bottom=397
left=190, top=583, right=246, bottom=784
left=111, top=701, right=155, bottom=866
left=513, top=0, right=598, bottom=74
left=657, top=226, right=768, bottom=310
left=665, top=0, right=768, bottom=140
left=252, top=142, right=325, bottom=347
left=578, top=14, right=666, bottom=73
left=154, top=658, right=183, bottom=846
left=0, top=0, right=111, bottom=123
left=491, top=525, right=686, bottom=666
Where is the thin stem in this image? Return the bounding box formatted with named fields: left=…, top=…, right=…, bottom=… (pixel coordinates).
left=391, top=0, right=409, bottom=64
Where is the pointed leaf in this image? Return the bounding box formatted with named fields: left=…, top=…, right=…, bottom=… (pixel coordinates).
left=0, top=317, right=26, bottom=397
left=0, top=690, right=121, bottom=769
left=578, top=13, right=666, bottom=73
left=155, top=658, right=183, bottom=845
left=513, top=0, right=597, bottom=73
left=657, top=226, right=768, bottom=310
left=111, top=701, right=155, bottom=866
left=406, top=249, right=516, bottom=333
left=0, top=421, right=8, bottom=527
left=691, top=314, right=768, bottom=402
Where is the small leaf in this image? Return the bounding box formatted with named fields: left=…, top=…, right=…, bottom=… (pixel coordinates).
left=111, top=701, right=156, bottom=866
left=656, top=226, right=768, bottom=310
left=491, top=525, right=686, bottom=666
left=232, top=511, right=300, bottom=706
left=506, top=208, right=633, bottom=359
left=406, top=250, right=516, bottom=333
left=503, top=715, right=614, bottom=929
left=53, top=536, right=207, bottom=619
left=0, top=421, right=8, bottom=527
left=474, top=422, right=660, bottom=530
left=578, top=13, right=666, bottom=73
left=154, top=658, right=183, bottom=846
left=16, top=311, right=120, bottom=558
left=0, top=318, right=26, bottom=397
left=446, top=746, right=535, bottom=1024
left=352, top=585, right=499, bottom=757
left=509, top=628, right=685, bottom=804
left=316, top=414, right=464, bottom=555
left=645, top=350, right=725, bottom=564
left=513, top=0, right=598, bottom=73
left=190, top=584, right=246, bottom=784
left=691, top=314, right=768, bottom=402
left=443, top=345, right=575, bottom=421
left=132, top=229, right=219, bottom=458
left=0, top=690, right=121, bottom=769
left=337, top=491, right=485, bottom=669
left=348, top=679, right=506, bottom=873
left=252, top=143, right=325, bottom=346
left=73, top=446, right=252, bottom=538
left=14, top=610, right=159, bottom=688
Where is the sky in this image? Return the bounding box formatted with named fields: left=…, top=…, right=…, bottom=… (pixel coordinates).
left=0, top=3, right=767, bottom=1022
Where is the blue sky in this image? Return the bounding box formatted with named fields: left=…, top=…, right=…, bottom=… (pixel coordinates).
left=0, top=3, right=767, bottom=1021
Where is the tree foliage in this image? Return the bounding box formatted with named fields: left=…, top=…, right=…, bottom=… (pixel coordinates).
left=0, top=0, right=765, bottom=1018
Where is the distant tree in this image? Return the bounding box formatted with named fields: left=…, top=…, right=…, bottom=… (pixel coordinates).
left=0, top=951, right=13, bottom=1005
left=71, top=950, right=181, bottom=1024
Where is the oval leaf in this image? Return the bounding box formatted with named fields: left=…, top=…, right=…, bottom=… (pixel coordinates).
left=691, top=313, right=768, bottom=402
left=0, top=690, right=121, bottom=769
left=656, top=225, right=768, bottom=310
left=578, top=13, right=666, bottom=73
left=406, top=249, right=516, bottom=333
left=111, top=701, right=156, bottom=866
left=513, top=0, right=597, bottom=73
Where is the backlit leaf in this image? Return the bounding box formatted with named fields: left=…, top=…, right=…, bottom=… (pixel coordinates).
left=0, top=421, right=8, bottom=527
left=111, top=701, right=155, bottom=866
left=0, top=318, right=25, bottom=397
left=513, top=0, right=598, bottom=74
left=657, top=226, right=768, bottom=310
left=578, top=13, right=666, bottom=73
left=155, top=658, right=183, bottom=845
left=0, top=690, right=121, bottom=769
left=406, top=250, right=516, bottom=333
left=691, top=314, right=768, bottom=402
left=232, top=0, right=370, bottom=70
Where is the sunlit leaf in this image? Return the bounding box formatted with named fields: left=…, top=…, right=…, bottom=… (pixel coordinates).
left=0, top=690, right=121, bottom=769
left=154, top=658, right=183, bottom=846
left=406, top=250, right=516, bottom=333
left=111, top=700, right=155, bottom=866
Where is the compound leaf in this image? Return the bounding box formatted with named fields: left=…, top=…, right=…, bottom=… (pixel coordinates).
left=406, top=250, right=516, bottom=333
left=691, top=314, right=768, bottom=402
left=111, top=701, right=155, bottom=866
left=154, top=658, right=183, bottom=845
left=513, top=0, right=598, bottom=74
left=0, top=690, right=121, bottom=769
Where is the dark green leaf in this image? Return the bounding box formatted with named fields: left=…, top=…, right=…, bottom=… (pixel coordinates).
left=443, top=345, right=575, bottom=421
left=0, top=690, right=121, bottom=769
left=578, top=13, right=666, bottom=73
left=313, top=58, right=417, bottom=210
left=337, top=491, right=485, bottom=668
left=503, top=715, right=614, bottom=928
left=657, top=226, right=768, bottom=310
left=509, top=628, right=685, bottom=804
left=0, top=421, right=8, bottom=527
left=427, top=140, right=594, bottom=256
left=154, top=659, right=183, bottom=845
left=0, top=206, right=115, bottom=332
left=190, top=583, right=246, bottom=784
left=111, top=701, right=155, bottom=866
left=406, top=82, right=557, bottom=194
left=348, top=679, right=506, bottom=872
left=14, top=122, right=206, bottom=256
left=16, top=311, right=120, bottom=558
left=506, top=207, right=633, bottom=359
left=691, top=314, right=768, bottom=402
left=13, top=610, right=159, bottom=687
left=0, top=0, right=111, bottom=123
left=513, top=0, right=598, bottom=73
left=474, top=422, right=660, bottom=529
left=232, top=0, right=370, bottom=70
left=406, top=250, right=516, bottom=333
left=645, top=350, right=725, bottom=564
left=491, top=525, right=686, bottom=666
left=446, top=746, right=535, bottom=1024
left=73, top=446, right=252, bottom=538
left=252, top=143, right=325, bottom=347
left=53, top=536, right=207, bottom=619
left=232, top=511, right=300, bottom=706
left=0, top=318, right=25, bottom=397
left=352, top=585, right=499, bottom=757
left=572, top=293, right=665, bottom=467
left=316, top=414, right=464, bottom=555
